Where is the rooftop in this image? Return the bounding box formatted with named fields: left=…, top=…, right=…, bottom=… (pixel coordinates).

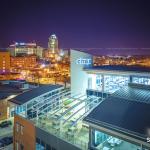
left=0, top=84, right=23, bottom=100
left=0, top=93, right=11, bottom=100
left=0, top=84, right=23, bottom=93
left=31, top=94, right=93, bottom=150
left=84, top=85, right=150, bottom=142
left=9, top=84, right=63, bottom=105
left=112, top=83, right=150, bottom=104
left=84, top=65, right=150, bottom=74
left=77, top=48, right=150, bottom=56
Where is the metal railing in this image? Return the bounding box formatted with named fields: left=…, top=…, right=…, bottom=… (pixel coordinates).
left=35, top=121, right=89, bottom=150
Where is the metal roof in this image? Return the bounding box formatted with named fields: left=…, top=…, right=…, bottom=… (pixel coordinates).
left=74, top=48, right=150, bottom=56
left=0, top=93, right=10, bottom=100
left=9, top=84, right=63, bottom=105
left=112, top=84, right=150, bottom=104
left=0, top=85, right=22, bottom=93
left=84, top=85, right=150, bottom=142
left=84, top=65, right=150, bottom=74
left=0, top=85, right=23, bottom=100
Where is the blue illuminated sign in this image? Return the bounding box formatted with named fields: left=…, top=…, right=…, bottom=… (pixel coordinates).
left=15, top=42, right=25, bottom=46
left=19, top=43, right=25, bottom=45
left=76, top=58, right=92, bottom=65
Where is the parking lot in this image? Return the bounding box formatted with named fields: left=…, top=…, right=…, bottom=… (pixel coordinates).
left=0, top=144, right=13, bottom=150
left=0, top=120, right=13, bottom=149
left=0, top=125, right=13, bottom=138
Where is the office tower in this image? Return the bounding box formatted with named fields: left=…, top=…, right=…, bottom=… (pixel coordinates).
left=48, top=34, right=58, bottom=53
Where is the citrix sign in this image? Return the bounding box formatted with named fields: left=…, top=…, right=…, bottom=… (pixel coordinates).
left=76, top=58, right=92, bottom=65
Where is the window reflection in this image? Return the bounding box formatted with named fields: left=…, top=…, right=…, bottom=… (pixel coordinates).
left=92, top=130, right=141, bottom=150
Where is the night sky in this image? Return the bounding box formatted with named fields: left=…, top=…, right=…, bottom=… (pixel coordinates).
left=1, top=0, right=150, bottom=49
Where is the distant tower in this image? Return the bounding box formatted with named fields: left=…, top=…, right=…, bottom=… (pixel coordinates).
left=48, top=34, right=58, bottom=53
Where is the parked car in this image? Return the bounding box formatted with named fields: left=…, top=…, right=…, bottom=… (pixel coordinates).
left=0, top=136, right=13, bottom=146
left=0, top=120, right=12, bottom=128
left=0, top=142, right=4, bottom=148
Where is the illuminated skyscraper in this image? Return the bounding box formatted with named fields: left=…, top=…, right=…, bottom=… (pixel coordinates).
left=48, top=34, right=58, bottom=53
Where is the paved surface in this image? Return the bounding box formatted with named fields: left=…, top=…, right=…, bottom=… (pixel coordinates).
left=0, top=118, right=14, bottom=138
left=0, top=126, right=13, bottom=150
left=0, top=144, right=13, bottom=150
left=0, top=126, right=13, bottom=138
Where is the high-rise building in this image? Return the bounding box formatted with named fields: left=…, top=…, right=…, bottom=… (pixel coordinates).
left=0, top=51, right=10, bottom=74
left=9, top=42, right=43, bottom=58
left=48, top=34, right=58, bottom=53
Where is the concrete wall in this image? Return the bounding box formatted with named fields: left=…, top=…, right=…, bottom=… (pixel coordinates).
left=70, top=50, right=93, bottom=95
left=36, top=127, right=81, bottom=150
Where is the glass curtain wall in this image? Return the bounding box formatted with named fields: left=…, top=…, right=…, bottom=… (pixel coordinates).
left=132, top=77, right=150, bottom=85
left=92, top=130, right=141, bottom=150
left=87, top=74, right=129, bottom=93
left=104, top=75, right=129, bottom=93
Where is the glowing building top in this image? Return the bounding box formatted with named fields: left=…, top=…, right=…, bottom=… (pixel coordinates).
left=48, top=34, right=58, bottom=53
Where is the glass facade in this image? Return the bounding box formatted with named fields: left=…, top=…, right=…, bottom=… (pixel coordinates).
left=88, top=74, right=150, bottom=95
left=14, top=88, right=70, bottom=119
left=15, top=105, right=26, bottom=114
left=88, top=74, right=102, bottom=91
left=104, top=75, right=129, bottom=93
left=32, top=93, right=91, bottom=150
left=36, top=138, right=55, bottom=150
left=132, top=77, right=150, bottom=85
left=91, top=130, right=141, bottom=150
left=88, top=74, right=129, bottom=93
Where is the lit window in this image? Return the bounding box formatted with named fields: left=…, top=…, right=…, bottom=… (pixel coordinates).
left=16, top=123, right=20, bottom=132
left=21, top=125, right=24, bottom=135
left=20, top=143, right=24, bottom=150
left=16, top=141, right=19, bottom=150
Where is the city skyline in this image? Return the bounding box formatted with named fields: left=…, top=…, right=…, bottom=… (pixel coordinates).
left=0, top=0, right=150, bottom=50
left=1, top=1, right=150, bottom=150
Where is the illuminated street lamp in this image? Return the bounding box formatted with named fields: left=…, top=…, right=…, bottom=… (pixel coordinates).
left=63, top=73, right=70, bottom=88
left=54, top=72, right=59, bottom=85
left=40, top=64, right=46, bottom=68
